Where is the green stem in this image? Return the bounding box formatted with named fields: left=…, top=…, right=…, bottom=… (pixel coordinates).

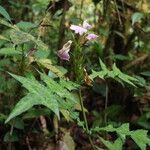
left=104, top=83, right=109, bottom=126
left=73, top=44, right=84, bottom=83
left=8, top=121, right=14, bottom=150
left=79, top=89, right=95, bottom=150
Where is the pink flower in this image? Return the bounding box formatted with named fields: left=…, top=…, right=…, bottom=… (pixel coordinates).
left=70, top=25, right=87, bottom=35
left=57, top=40, right=72, bottom=61
left=83, top=21, right=92, bottom=29
left=86, top=33, right=98, bottom=40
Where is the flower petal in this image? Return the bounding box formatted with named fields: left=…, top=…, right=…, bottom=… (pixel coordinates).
left=86, top=33, right=98, bottom=40
left=57, top=40, right=72, bottom=61
left=70, top=25, right=87, bottom=35
left=57, top=49, right=70, bottom=61
left=83, top=21, right=92, bottom=29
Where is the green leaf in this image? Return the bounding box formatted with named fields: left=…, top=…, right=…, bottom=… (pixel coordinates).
left=4, top=131, right=19, bottom=142
left=16, top=21, right=37, bottom=30
left=23, top=108, right=51, bottom=119
left=99, top=59, right=108, bottom=71
left=92, top=123, right=129, bottom=141
left=5, top=73, right=60, bottom=123
left=0, top=18, right=15, bottom=28
left=130, top=130, right=150, bottom=150
left=0, top=5, right=11, bottom=22
left=59, top=79, right=79, bottom=91
left=37, top=59, right=64, bottom=77
left=90, top=70, right=107, bottom=80
left=5, top=73, right=80, bottom=123
left=0, top=35, right=10, bottom=41
left=90, top=60, right=137, bottom=86
left=92, top=123, right=150, bottom=150
left=112, top=54, right=130, bottom=61
left=0, top=113, right=7, bottom=123
left=40, top=73, right=78, bottom=103
left=140, top=71, right=150, bottom=77
left=132, top=12, right=144, bottom=25
left=5, top=92, right=59, bottom=123
left=0, top=47, right=21, bottom=55
left=99, top=137, right=123, bottom=150
left=10, top=29, right=48, bottom=50
left=13, top=118, right=24, bottom=130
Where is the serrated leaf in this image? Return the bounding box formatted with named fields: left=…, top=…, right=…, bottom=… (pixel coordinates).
left=59, top=79, right=79, bottom=91
left=90, top=70, right=106, bottom=80
left=99, top=58, right=108, bottom=71
left=61, top=109, right=70, bottom=121
left=92, top=123, right=150, bottom=150
left=37, top=59, right=64, bottom=77
left=90, top=60, right=137, bottom=87
left=5, top=73, right=60, bottom=123
left=5, top=92, right=59, bottom=123
left=0, top=5, right=11, bottom=22
left=99, top=137, right=123, bottom=150
left=6, top=72, right=80, bottom=123
left=93, top=123, right=129, bottom=141
left=10, top=29, right=48, bottom=50
left=130, top=130, right=150, bottom=150
left=40, top=73, right=78, bottom=103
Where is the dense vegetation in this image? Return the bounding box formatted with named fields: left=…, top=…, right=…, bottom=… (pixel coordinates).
left=0, top=0, right=150, bottom=149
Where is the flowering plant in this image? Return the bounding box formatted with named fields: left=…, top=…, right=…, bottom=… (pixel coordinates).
left=58, top=21, right=98, bottom=61
left=57, top=20, right=98, bottom=83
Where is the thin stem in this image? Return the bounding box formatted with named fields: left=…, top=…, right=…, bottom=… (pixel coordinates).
left=53, top=115, right=59, bottom=141
left=104, top=83, right=108, bottom=126
left=8, top=121, right=14, bottom=150
left=114, top=0, right=122, bottom=26
left=79, top=89, right=88, bottom=131
left=79, top=89, right=95, bottom=150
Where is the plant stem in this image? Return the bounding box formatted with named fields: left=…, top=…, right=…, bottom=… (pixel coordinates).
left=79, top=89, right=88, bottom=131
left=79, top=89, right=95, bottom=150
left=8, top=121, right=14, bottom=150
left=104, top=83, right=109, bottom=126
left=73, top=44, right=84, bottom=83
left=53, top=115, right=59, bottom=141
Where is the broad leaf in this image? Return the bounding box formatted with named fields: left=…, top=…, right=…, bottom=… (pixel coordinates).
left=5, top=93, right=59, bottom=123
left=5, top=73, right=80, bottom=123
